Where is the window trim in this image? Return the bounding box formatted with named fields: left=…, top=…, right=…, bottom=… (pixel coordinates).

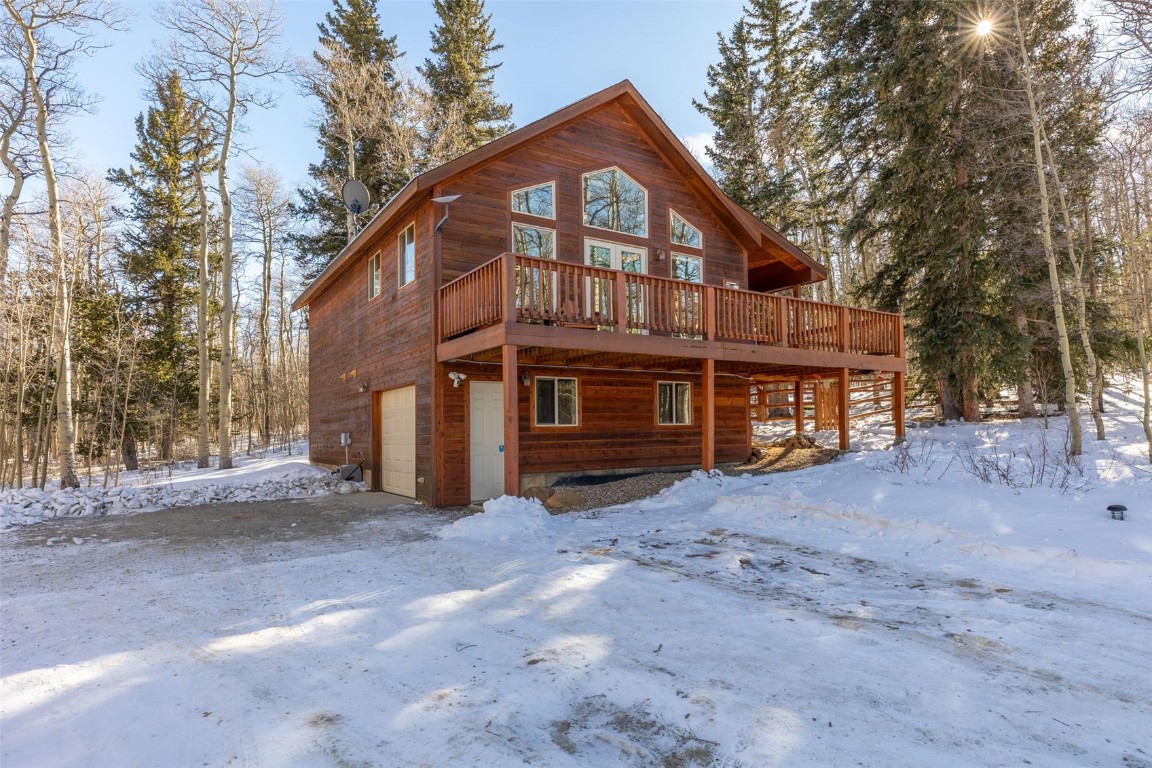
left=398, top=222, right=416, bottom=288
left=533, top=375, right=579, bottom=428
left=511, top=222, right=557, bottom=259
left=581, top=166, right=648, bottom=238
left=671, top=252, right=703, bottom=283
left=656, top=380, right=692, bottom=426
left=368, top=251, right=382, bottom=299
left=510, top=180, right=557, bottom=220
left=669, top=208, right=704, bottom=251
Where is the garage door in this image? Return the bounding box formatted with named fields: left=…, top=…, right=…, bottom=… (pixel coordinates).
left=379, top=386, right=416, bottom=497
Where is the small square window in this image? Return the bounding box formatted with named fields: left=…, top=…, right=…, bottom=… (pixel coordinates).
left=657, top=381, right=691, bottom=425
left=398, top=223, right=416, bottom=287
left=535, top=376, right=578, bottom=426
left=511, top=182, right=555, bottom=219
left=368, top=252, right=381, bottom=298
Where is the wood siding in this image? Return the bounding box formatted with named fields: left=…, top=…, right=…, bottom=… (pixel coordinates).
left=306, top=203, right=437, bottom=503
left=435, top=364, right=749, bottom=506
left=438, top=102, right=746, bottom=289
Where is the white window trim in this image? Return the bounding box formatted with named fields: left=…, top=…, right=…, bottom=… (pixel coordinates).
left=534, top=376, right=579, bottom=427
left=584, top=237, right=647, bottom=272
left=511, top=222, right=558, bottom=259
left=368, top=251, right=382, bottom=299
left=657, top=380, right=692, bottom=426
left=398, top=222, right=416, bottom=288
left=671, top=252, right=703, bottom=283
left=510, top=180, right=557, bottom=220
left=669, top=208, right=704, bottom=250
left=581, top=166, right=649, bottom=238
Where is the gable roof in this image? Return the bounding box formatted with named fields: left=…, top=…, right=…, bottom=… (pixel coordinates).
left=293, top=80, right=824, bottom=311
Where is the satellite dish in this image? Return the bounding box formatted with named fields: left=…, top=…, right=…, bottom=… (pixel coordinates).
left=341, top=179, right=371, bottom=214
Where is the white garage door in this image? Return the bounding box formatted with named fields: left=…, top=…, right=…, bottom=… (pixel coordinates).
left=379, top=386, right=416, bottom=497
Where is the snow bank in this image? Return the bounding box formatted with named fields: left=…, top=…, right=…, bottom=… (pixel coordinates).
left=439, top=495, right=556, bottom=542
left=1, top=466, right=363, bottom=529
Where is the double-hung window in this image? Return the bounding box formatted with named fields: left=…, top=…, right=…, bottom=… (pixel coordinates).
left=657, top=381, right=692, bottom=425
left=535, top=376, right=578, bottom=426
left=398, top=223, right=416, bottom=287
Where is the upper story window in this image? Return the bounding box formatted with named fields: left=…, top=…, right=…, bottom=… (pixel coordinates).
left=512, top=223, right=556, bottom=259
left=670, top=210, right=702, bottom=249
left=672, top=253, right=702, bottom=283
left=512, top=181, right=555, bottom=219
left=398, top=223, right=415, bottom=287
left=368, top=252, right=381, bottom=299
left=583, top=167, right=647, bottom=237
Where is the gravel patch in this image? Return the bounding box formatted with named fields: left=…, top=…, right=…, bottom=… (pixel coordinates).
left=550, top=440, right=841, bottom=512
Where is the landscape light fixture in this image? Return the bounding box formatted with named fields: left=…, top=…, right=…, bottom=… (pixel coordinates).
left=433, top=194, right=462, bottom=232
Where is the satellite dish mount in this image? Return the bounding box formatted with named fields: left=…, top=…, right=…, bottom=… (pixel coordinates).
left=342, top=179, right=371, bottom=215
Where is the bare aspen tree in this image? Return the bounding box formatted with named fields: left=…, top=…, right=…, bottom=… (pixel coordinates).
left=237, top=163, right=291, bottom=446
left=978, top=3, right=1082, bottom=455
left=296, top=41, right=395, bottom=241
left=156, top=0, right=288, bottom=470
left=3, top=0, right=124, bottom=488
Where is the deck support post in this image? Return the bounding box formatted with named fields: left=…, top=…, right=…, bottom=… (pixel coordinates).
left=838, top=368, right=850, bottom=451
left=793, top=380, right=804, bottom=434
left=702, top=358, right=715, bottom=471
left=502, top=344, right=520, bottom=497
left=893, top=370, right=906, bottom=443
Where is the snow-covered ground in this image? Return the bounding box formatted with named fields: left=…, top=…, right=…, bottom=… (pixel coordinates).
left=2, top=391, right=1151, bottom=766
left=0, top=446, right=364, bottom=528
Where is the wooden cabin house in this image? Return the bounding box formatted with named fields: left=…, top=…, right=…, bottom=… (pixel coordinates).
left=292, top=81, right=906, bottom=506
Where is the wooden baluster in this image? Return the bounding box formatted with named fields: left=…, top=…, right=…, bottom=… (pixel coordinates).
left=615, top=272, right=627, bottom=333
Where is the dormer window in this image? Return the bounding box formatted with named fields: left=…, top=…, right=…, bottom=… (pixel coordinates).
left=582, top=167, right=647, bottom=237
left=670, top=210, right=702, bottom=249
left=511, top=181, right=555, bottom=219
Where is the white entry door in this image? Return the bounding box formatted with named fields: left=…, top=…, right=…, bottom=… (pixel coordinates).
left=379, top=386, right=416, bottom=497
left=470, top=382, right=505, bottom=501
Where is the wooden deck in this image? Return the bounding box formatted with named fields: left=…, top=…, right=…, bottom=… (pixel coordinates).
left=438, top=253, right=905, bottom=372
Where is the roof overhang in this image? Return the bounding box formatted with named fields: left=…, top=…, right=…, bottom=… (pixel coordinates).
left=292, top=80, right=825, bottom=311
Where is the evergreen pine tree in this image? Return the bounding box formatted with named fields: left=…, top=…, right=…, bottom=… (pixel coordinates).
left=694, top=20, right=771, bottom=219
left=108, top=69, right=204, bottom=458
left=293, top=0, right=402, bottom=280
left=418, top=0, right=513, bottom=152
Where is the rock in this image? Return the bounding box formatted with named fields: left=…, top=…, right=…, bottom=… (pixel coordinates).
left=543, top=489, right=585, bottom=514
left=521, top=486, right=554, bottom=503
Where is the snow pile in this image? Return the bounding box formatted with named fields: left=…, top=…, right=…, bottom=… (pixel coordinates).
left=1, top=465, right=363, bottom=529
left=440, top=495, right=556, bottom=541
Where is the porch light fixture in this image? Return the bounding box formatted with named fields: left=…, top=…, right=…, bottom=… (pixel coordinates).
left=448, top=371, right=467, bottom=387
left=432, top=194, right=461, bottom=232
left=359, top=383, right=368, bottom=393
left=521, top=372, right=531, bottom=387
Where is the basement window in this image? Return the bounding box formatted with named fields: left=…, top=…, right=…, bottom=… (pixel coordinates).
left=657, top=381, right=692, bottom=425
left=535, top=376, right=578, bottom=426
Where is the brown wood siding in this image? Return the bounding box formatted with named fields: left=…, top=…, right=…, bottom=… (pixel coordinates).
left=519, top=368, right=747, bottom=475
left=433, top=363, right=748, bottom=505
left=437, top=102, right=747, bottom=290
left=306, top=203, right=437, bottom=503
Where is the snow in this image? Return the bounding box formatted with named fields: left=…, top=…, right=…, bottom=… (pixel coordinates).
left=3, top=393, right=1151, bottom=766
left=0, top=446, right=365, bottom=528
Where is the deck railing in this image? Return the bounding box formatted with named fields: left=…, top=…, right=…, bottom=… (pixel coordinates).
left=439, top=253, right=902, bottom=357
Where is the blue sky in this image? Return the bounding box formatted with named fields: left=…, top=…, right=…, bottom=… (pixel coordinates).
left=66, top=0, right=744, bottom=192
